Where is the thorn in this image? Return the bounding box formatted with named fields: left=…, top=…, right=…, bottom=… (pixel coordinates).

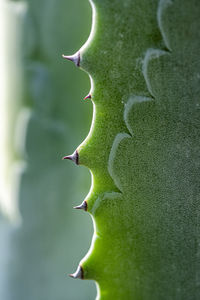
left=62, top=150, right=79, bottom=165
left=83, top=94, right=91, bottom=101
left=73, top=201, right=87, bottom=211
left=69, top=265, right=83, bottom=279
left=62, top=51, right=80, bottom=67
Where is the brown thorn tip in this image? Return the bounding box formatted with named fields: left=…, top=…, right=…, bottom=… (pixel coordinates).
left=62, top=150, right=79, bottom=165
left=83, top=94, right=92, bottom=101
left=62, top=52, right=80, bottom=67
left=62, top=155, right=70, bottom=160
left=73, top=201, right=87, bottom=211
left=69, top=265, right=83, bottom=279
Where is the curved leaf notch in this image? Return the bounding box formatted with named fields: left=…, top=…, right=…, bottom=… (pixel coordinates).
left=64, top=0, right=200, bottom=299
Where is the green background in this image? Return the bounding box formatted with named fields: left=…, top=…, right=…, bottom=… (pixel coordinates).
left=0, top=0, right=96, bottom=299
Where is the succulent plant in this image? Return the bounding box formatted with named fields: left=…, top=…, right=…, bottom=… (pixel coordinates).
left=64, top=0, right=200, bottom=299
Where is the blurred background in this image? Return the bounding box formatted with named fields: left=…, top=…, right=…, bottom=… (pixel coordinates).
left=0, top=0, right=96, bottom=299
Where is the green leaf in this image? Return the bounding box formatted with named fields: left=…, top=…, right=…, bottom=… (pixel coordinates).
left=71, top=0, right=200, bottom=298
